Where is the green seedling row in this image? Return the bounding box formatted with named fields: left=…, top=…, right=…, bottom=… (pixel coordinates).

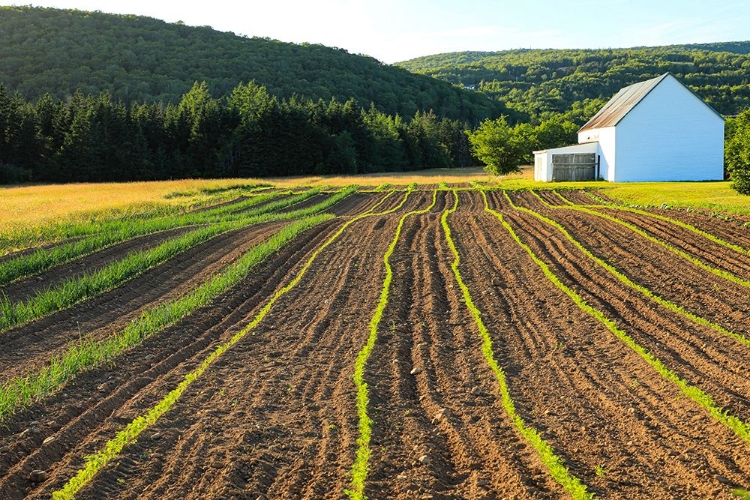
left=485, top=193, right=750, bottom=444
left=51, top=190, right=411, bottom=499
left=0, top=189, right=310, bottom=286
left=554, top=191, right=750, bottom=256
left=444, top=191, right=593, bottom=499
left=0, top=185, right=274, bottom=253
left=530, top=191, right=750, bottom=290
left=0, top=188, right=353, bottom=333
left=346, top=189, right=438, bottom=500
left=503, top=193, right=750, bottom=348
left=0, top=214, right=331, bottom=423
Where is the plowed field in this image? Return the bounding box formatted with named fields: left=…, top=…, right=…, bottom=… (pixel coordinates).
left=1, top=188, right=749, bottom=499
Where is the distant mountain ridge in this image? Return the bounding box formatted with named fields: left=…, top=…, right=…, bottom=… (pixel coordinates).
left=0, top=6, right=504, bottom=123
left=396, top=42, right=750, bottom=119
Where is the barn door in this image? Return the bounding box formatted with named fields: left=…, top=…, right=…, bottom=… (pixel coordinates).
left=551, top=153, right=596, bottom=182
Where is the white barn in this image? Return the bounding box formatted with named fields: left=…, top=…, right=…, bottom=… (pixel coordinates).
left=534, top=73, right=725, bottom=182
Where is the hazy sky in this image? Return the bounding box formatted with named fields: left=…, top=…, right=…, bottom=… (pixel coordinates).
left=2, top=0, right=749, bottom=63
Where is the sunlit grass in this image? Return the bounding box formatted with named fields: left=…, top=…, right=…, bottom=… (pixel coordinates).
left=0, top=179, right=273, bottom=234
left=604, top=182, right=750, bottom=216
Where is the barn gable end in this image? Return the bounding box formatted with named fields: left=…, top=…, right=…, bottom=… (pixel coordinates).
left=535, top=73, right=725, bottom=183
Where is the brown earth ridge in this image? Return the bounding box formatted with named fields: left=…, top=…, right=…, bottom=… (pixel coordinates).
left=0, top=188, right=748, bottom=499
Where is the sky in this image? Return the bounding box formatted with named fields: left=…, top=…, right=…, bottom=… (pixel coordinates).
left=2, top=0, right=749, bottom=63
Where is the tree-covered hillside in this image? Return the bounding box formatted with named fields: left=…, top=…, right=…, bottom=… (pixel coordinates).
left=0, top=6, right=504, bottom=123
left=397, top=44, right=750, bottom=120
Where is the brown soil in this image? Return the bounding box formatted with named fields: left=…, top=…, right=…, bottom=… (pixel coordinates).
left=509, top=191, right=750, bottom=340
left=586, top=189, right=750, bottom=247
left=460, top=190, right=750, bottom=498
left=0, top=220, right=289, bottom=382
left=0, top=189, right=748, bottom=499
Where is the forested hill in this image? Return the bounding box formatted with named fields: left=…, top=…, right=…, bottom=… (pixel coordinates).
left=397, top=44, right=750, bottom=119
left=0, top=6, right=504, bottom=123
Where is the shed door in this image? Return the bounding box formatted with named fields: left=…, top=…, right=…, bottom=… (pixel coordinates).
left=551, top=153, right=596, bottom=182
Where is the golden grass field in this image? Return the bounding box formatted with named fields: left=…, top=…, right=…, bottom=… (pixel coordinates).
left=1, top=166, right=749, bottom=235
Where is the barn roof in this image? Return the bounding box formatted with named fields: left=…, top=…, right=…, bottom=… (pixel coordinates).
left=578, top=72, right=724, bottom=133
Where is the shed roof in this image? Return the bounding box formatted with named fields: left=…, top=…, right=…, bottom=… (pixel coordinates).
left=578, top=73, right=669, bottom=133
left=578, top=73, right=724, bottom=134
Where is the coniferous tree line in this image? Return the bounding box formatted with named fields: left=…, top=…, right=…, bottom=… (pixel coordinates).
left=0, top=81, right=475, bottom=184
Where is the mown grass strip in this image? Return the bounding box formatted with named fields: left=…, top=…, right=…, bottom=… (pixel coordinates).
left=444, top=191, right=593, bottom=499
left=485, top=192, right=750, bottom=444
left=530, top=191, right=750, bottom=290
left=555, top=190, right=750, bottom=256
left=51, top=190, right=411, bottom=500
left=347, top=189, right=438, bottom=500
left=0, top=188, right=353, bottom=333
left=0, top=189, right=306, bottom=286
left=504, top=193, right=750, bottom=349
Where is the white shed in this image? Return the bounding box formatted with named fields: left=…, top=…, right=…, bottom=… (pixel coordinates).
left=534, top=73, right=725, bottom=182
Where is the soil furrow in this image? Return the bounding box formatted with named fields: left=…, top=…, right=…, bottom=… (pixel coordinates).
left=584, top=207, right=750, bottom=279
left=0, top=220, right=292, bottom=382
left=450, top=190, right=750, bottom=499
left=585, top=189, right=750, bottom=248
left=0, top=226, right=196, bottom=304
left=499, top=199, right=750, bottom=423
left=507, top=191, right=750, bottom=339
left=60, top=193, right=427, bottom=499
left=365, top=191, right=563, bottom=499
left=0, top=216, right=346, bottom=499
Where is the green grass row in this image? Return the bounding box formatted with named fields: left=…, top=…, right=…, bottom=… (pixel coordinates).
left=530, top=191, right=750, bottom=290
left=346, top=189, right=437, bottom=500
left=444, top=191, right=593, bottom=499
left=0, top=188, right=354, bottom=334
left=0, top=213, right=332, bottom=423
left=484, top=192, right=750, bottom=445
left=0, top=184, right=274, bottom=253
left=504, top=192, right=749, bottom=349
left=0, top=185, right=360, bottom=422
left=554, top=191, right=750, bottom=257
left=51, top=190, right=412, bottom=499
left=0, top=189, right=309, bottom=286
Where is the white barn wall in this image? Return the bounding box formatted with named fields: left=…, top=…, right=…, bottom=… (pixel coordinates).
left=612, top=76, right=724, bottom=182
left=597, top=127, right=616, bottom=182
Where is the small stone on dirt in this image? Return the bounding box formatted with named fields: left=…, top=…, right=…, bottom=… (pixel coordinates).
left=418, top=454, right=430, bottom=465
left=28, top=470, right=47, bottom=482
left=432, top=408, right=446, bottom=422
left=150, top=433, right=162, bottom=440
left=42, top=436, right=55, bottom=445
left=0, top=446, right=9, bottom=453
left=410, top=368, right=422, bottom=375
left=714, top=475, right=733, bottom=485
left=477, top=478, right=490, bottom=487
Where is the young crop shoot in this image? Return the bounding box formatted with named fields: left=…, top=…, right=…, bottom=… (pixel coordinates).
left=485, top=191, right=750, bottom=444
left=442, top=190, right=593, bottom=500
left=51, top=189, right=413, bottom=499
left=347, top=189, right=438, bottom=499
left=556, top=190, right=750, bottom=257
left=0, top=188, right=357, bottom=422
left=530, top=191, right=750, bottom=290
left=505, top=193, right=750, bottom=348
